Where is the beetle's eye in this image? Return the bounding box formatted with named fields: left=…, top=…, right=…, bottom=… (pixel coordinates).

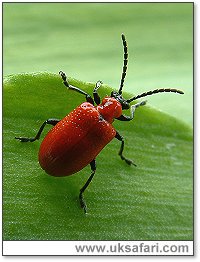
left=111, top=91, right=118, bottom=97
left=122, top=102, right=130, bottom=110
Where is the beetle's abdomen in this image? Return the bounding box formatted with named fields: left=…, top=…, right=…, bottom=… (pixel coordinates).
left=38, top=102, right=116, bottom=177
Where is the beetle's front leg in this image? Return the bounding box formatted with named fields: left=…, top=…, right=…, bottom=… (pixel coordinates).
left=115, top=131, right=136, bottom=166
left=79, top=159, right=96, bottom=214
left=117, top=100, right=146, bottom=121
left=15, top=118, right=60, bottom=142
left=59, top=71, right=94, bottom=104
left=93, top=80, right=103, bottom=105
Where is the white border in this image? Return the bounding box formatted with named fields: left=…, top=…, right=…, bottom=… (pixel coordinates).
left=2, top=0, right=197, bottom=259
left=3, top=240, right=194, bottom=256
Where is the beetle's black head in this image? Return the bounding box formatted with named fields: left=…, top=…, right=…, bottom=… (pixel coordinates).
left=114, top=34, right=184, bottom=109
left=111, top=90, right=130, bottom=110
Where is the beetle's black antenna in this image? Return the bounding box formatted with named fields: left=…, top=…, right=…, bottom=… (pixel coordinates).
left=118, top=34, right=128, bottom=95
left=126, top=88, right=184, bottom=103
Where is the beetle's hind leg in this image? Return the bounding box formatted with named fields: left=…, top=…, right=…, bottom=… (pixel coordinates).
left=15, top=118, right=60, bottom=142
left=115, top=131, right=137, bottom=166
left=79, top=159, right=96, bottom=214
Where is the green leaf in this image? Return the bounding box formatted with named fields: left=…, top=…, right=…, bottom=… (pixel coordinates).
left=3, top=72, right=193, bottom=240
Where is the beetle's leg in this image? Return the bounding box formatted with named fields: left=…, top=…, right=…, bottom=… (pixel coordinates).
left=15, top=118, right=60, bottom=142
left=117, top=100, right=146, bottom=121
left=93, top=80, right=103, bottom=105
left=115, top=131, right=136, bottom=166
left=59, top=71, right=94, bottom=104
left=79, top=159, right=96, bottom=214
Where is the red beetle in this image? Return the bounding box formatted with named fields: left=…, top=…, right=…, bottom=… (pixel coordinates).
left=15, top=34, right=184, bottom=213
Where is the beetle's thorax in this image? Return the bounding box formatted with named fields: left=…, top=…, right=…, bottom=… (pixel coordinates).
left=96, top=96, right=122, bottom=123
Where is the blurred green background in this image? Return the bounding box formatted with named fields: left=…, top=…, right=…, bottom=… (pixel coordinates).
left=3, top=2, right=193, bottom=125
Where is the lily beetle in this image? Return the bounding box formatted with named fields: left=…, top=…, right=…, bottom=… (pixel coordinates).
left=15, top=34, right=184, bottom=213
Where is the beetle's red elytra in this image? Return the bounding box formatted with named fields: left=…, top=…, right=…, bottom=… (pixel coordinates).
left=39, top=101, right=117, bottom=177
left=15, top=34, right=184, bottom=213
